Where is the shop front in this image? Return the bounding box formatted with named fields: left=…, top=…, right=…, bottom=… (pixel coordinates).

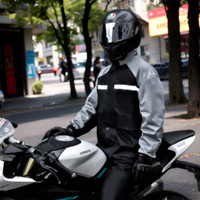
left=148, top=4, right=200, bottom=58
left=0, top=29, right=27, bottom=98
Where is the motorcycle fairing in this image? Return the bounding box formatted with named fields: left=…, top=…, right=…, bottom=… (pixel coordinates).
left=0, top=160, right=35, bottom=191
left=157, top=130, right=195, bottom=173
left=56, top=195, right=79, bottom=200
left=58, top=140, right=107, bottom=178
left=0, top=118, right=15, bottom=144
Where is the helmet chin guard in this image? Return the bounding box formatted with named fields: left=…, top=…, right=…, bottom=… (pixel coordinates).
left=98, top=9, right=141, bottom=61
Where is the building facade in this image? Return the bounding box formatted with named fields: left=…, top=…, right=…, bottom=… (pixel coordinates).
left=0, top=2, right=45, bottom=98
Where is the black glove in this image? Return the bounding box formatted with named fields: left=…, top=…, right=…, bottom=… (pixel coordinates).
left=133, top=154, right=161, bottom=183
left=42, top=126, right=74, bottom=140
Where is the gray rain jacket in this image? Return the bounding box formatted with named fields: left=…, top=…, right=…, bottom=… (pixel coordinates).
left=69, top=50, right=165, bottom=166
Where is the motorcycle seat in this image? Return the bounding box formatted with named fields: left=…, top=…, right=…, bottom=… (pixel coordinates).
left=162, top=129, right=195, bottom=147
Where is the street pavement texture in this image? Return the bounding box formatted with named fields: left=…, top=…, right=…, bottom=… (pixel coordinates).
left=0, top=74, right=200, bottom=199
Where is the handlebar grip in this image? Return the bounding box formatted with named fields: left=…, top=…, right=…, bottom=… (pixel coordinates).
left=53, top=159, right=76, bottom=179
left=8, top=136, right=22, bottom=144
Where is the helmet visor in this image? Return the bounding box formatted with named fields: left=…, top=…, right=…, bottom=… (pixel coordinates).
left=98, top=22, right=136, bottom=44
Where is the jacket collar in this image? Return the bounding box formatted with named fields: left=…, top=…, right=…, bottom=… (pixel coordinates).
left=119, top=49, right=138, bottom=66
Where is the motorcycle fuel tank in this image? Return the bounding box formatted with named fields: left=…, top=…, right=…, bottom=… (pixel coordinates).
left=57, top=136, right=107, bottom=178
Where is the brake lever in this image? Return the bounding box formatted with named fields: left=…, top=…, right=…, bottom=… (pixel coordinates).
left=27, top=148, right=62, bottom=184
left=39, top=161, right=61, bottom=184
left=48, top=152, right=76, bottom=179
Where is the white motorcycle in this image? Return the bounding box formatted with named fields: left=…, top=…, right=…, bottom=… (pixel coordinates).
left=0, top=118, right=199, bottom=200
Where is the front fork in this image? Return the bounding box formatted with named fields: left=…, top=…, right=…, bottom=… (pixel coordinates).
left=172, top=159, right=200, bottom=191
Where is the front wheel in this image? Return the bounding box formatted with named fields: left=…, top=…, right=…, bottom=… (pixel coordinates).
left=145, top=190, right=188, bottom=200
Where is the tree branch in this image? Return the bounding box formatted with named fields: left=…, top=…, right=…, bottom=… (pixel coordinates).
left=58, top=0, right=69, bottom=50
left=89, top=0, right=96, bottom=6
left=104, top=0, right=112, bottom=11
left=51, top=1, right=64, bottom=35
left=45, top=14, right=65, bottom=50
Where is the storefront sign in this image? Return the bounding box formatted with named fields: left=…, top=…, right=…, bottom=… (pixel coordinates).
left=148, top=4, right=200, bottom=37
left=26, top=51, right=35, bottom=78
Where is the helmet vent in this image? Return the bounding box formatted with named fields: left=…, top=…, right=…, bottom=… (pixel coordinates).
left=116, top=14, right=128, bottom=21
left=135, top=26, right=139, bottom=35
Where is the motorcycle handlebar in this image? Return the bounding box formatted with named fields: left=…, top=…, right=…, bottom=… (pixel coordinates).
left=5, top=137, right=76, bottom=182
left=8, top=136, right=22, bottom=144
left=28, top=148, right=76, bottom=180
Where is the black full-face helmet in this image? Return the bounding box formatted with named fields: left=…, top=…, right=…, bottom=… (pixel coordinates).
left=98, top=9, right=142, bottom=61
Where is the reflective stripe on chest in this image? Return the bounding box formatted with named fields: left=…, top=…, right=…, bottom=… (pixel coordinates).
left=98, top=84, right=139, bottom=92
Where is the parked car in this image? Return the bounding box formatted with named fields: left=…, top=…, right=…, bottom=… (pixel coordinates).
left=151, top=59, right=188, bottom=80
left=36, top=64, right=54, bottom=80
left=151, top=62, right=169, bottom=80
left=59, top=62, right=86, bottom=82
left=73, top=62, right=86, bottom=79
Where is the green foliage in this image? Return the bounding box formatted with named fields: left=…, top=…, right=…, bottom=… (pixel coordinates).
left=32, top=80, right=43, bottom=94
left=2, top=0, right=104, bottom=53
left=67, top=0, right=105, bottom=33
left=89, top=3, right=106, bottom=32
left=34, top=24, right=80, bottom=54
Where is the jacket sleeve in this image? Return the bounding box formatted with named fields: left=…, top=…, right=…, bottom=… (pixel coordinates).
left=68, top=85, right=98, bottom=137
left=138, top=72, right=165, bottom=158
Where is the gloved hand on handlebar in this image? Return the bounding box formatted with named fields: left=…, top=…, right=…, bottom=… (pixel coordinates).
left=42, top=125, right=74, bottom=140
left=133, top=154, right=161, bottom=182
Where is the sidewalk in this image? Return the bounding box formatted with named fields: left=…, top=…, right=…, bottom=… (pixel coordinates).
left=0, top=77, right=87, bottom=115
left=0, top=92, right=86, bottom=115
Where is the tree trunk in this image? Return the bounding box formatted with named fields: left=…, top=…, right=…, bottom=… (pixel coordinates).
left=165, top=0, right=186, bottom=104
left=187, top=0, right=200, bottom=118
left=59, top=0, right=77, bottom=99
left=82, top=0, right=96, bottom=96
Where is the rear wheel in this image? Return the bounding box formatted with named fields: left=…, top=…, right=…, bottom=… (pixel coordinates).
left=145, top=190, right=188, bottom=200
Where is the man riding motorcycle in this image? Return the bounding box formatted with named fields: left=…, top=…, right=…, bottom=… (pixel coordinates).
left=44, top=9, right=165, bottom=200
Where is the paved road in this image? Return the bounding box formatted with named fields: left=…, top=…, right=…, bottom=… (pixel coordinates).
left=2, top=74, right=200, bottom=199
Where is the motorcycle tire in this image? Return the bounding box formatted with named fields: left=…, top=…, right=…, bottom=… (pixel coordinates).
left=145, top=190, right=188, bottom=200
